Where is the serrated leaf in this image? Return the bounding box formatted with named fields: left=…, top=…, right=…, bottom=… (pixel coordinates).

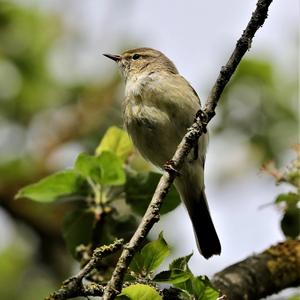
left=202, top=284, right=220, bottom=300
left=154, top=253, right=193, bottom=286
left=190, top=276, right=206, bottom=299
left=63, top=208, right=95, bottom=257
left=117, top=284, right=162, bottom=300
left=96, top=126, right=134, bottom=161
left=169, top=253, right=193, bottom=271
left=125, top=172, right=181, bottom=215
left=175, top=276, right=219, bottom=300
left=159, top=253, right=219, bottom=300
left=198, top=276, right=220, bottom=300
left=15, top=170, right=84, bottom=202
left=154, top=269, right=192, bottom=284
left=75, top=152, right=125, bottom=186
left=130, top=232, right=170, bottom=275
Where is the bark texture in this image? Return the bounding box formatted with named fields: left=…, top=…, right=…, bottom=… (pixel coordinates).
left=212, top=239, right=300, bottom=299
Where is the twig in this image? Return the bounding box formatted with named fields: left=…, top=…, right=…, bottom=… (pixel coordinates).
left=46, top=283, right=104, bottom=300
left=212, top=239, right=300, bottom=299
left=102, top=0, right=273, bottom=299
left=46, top=239, right=124, bottom=300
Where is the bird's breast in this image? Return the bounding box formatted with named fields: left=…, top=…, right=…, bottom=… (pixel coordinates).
left=123, top=77, right=174, bottom=166
left=123, top=73, right=167, bottom=127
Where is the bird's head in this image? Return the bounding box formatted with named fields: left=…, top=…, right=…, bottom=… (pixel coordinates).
left=103, top=47, right=178, bottom=80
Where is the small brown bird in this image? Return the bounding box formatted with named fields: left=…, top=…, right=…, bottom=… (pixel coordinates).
left=104, top=48, right=221, bottom=258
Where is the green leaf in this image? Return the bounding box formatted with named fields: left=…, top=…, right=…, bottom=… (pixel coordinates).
left=63, top=208, right=95, bottom=257
left=154, top=253, right=193, bottom=284
left=153, top=254, right=219, bottom=300
left=75, top=152, right=101, bottom=181
left=98, top=152, right=126, bottom=185
left=117, top=284, right=162, bottom=300
left=155, top=254, right=218, bottom=299
left=175, top=276, right=219, bottom=300
left=201, top=283, right=220, bottom=300
left=154, top=269, right=192, bottom=284
left=275, top=192, right=299, bottom=204
left=15, top=170, right=84, bottom=202
left=130, top=232, right=170, bottom=275
left=75, top=152, right=126, bottom=186
left=125, top=172, right=181, bottom=215
left=197, top=276, right=219, bottom=300
left=169, top=253, right=193, bottom=271
left=96, top=126, right=134, bottom=161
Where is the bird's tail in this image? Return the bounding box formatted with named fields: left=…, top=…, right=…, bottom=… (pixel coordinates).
left=176, top=179, right=221, bottom=259
left=190, top=190, right=221, bottom=258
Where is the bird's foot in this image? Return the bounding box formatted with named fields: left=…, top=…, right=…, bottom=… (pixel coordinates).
left=164, top=160, right=181, bottom=176
left=195, top=109, right=208, bottom=133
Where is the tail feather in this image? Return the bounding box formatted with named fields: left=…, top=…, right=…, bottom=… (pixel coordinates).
left=175, top=176, right=221, bottom=259
left=190, top=190, right=221, bottom=258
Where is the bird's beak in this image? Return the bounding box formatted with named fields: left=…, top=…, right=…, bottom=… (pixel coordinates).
left=103, top=53, right=121, bottom=62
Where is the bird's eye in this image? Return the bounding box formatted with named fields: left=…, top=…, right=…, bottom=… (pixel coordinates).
left=132, top=54, right=141, bottom=60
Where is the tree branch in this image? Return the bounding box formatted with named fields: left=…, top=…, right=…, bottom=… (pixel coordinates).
left=46, top=239, right=123, bottom=300
left=204, top=0, right=272, bottom=117
left=212, top=239, right=300, bottom=299
left=102, top=0, right=274, bottom=299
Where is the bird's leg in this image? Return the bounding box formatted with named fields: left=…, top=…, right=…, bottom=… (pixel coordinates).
left=195, top=109, right=208, bottom=133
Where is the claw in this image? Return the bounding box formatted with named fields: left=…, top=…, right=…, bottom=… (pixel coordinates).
left=164, top=160, right=181, bottom=176
left=195, top=109, right=208, bottom=133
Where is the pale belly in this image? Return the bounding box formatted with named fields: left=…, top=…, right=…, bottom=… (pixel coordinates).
left=124, top=103, right=182, bottom=167
left=123, top=72, right=204, bottom=167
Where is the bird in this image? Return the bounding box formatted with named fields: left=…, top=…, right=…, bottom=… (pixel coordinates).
left=103, top=47, right=221, bottom=259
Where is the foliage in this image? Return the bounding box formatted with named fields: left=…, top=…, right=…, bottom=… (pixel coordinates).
left=16, top=127, right=181, bottom=258
left=16, top=127, right=219, bottom=299
left=125, top=171, right=181, bottom=215
left=0, top=243, right=56, bottom=300
left=122, top=234, right=219, bottom=300
left=0, top=2, right=64, bottom=120
left=15, top=129, right=299, bottom=299
left=118, top=284, right=162, bottom=300
left=96, top=126, right=134, bottom=161
left=263, top=145, right=300, bottom=238
left=130, top=232, right=170, bottom=276
left=216, top=58, right=298, bottom=165
left=16, top=170, right=86, bottom=202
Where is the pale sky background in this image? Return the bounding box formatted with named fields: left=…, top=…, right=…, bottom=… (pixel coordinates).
left=3, top=0, right=300, bottom=297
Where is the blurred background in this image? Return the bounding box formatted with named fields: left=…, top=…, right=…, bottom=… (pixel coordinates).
left=0, top=0, right=298, bottom=299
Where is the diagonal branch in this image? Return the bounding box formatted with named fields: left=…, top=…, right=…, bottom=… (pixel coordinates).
left=102, top=0, right=274, bottom=299
left=204, top=0, right=273, bottom=117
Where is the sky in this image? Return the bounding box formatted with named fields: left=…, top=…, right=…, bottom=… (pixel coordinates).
left=7, top=0, right=300, bottom=296
left=21, top=0, right=299, bottom=91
